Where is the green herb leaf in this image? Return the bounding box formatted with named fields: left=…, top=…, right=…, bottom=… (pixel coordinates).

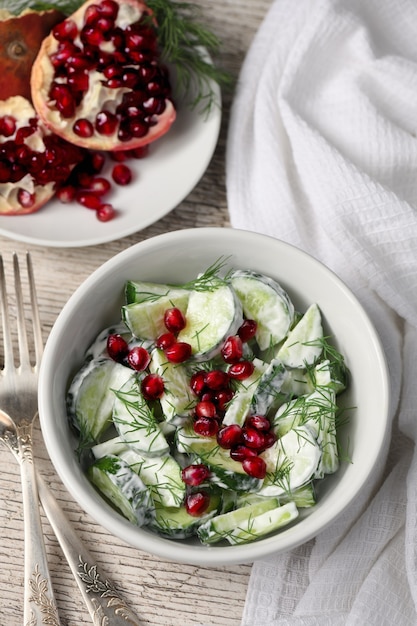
left=146, top=0, right=233, bottom=113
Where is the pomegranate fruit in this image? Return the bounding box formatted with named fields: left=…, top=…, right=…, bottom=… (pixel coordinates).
left=31, top=0, right=176, bottom=151
left=0, top=8, right=64, bottom=101
left=0, top=95, right=84, bottom=215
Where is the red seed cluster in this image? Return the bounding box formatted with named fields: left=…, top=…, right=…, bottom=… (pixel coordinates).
left=48, top=0, right=171, bottom=142
left=0, top=115, right=85, bottom=209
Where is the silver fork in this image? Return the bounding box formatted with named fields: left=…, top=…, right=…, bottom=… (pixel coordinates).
left=0, top=253, right=143, bottom=626
left=0, top=252, right=60, bottom=625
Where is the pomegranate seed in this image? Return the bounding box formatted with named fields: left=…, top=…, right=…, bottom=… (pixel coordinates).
left=95, top=111, right=118, bottom=135
left=164, top=307, right=186, bottom=333
left=185, top=491, right=210, bottom=517
left=53, top=19, right=78, bottom=42
left=73, top=118, right=94, bottom=138
left=15, top=126, right=35, bottom=144
left=141, top=373, right=164, bottom=400
left=164, top=341, right=192, bottom=363
left=110, top=150, right=129, bottom=162
left=107, top=334, right=129, bottom=361
left=262, top=431, right=277, bottom=450
left=103, top=64, right=123, bottom=79
left=245, top=415, right=271, bottom=431
left=242, top=456, right=267, bottom=479
left=238, top=319, right=258, bottom=342
left=127, top=346, right=151, bottom=371
left=221, top=335, right=243, bottom=363
left=100, top=0, right=119, bottom=19
left=95, top=16, right=114, bottom=32
left=0, top=115, right=16, bottom=137
left=228, top=360, right=255, bottom=380
left=81, top=25, right=106, bottom=47
left=156, top=332, right=176, bottom=350
left=128, top=118, right=147, bottom=138
left=214, top=388, right=234, bottom=411
left=97, top=203, right=117, bottom=222
left=200, top=391, right=215, bottom=403
left=51, top=84, right=76, bottom=118
left=86, top=177, right=111, bottom=196
left=90, top=152, right=106, bottom=173
left=205, top=370, right=229, bottom=391
left=193, top=416, right=219, bottom=437
left=195, top=401, right=217, bottom=419
left=112, top=163, right=132, bottom=185
left=84, top=4, right=101, bottom=25
left=17, top=189, right=35, bottom=208
left=181, top=464, right=211, bottom=486
left=56, top=185, right=76, bottom=203
left=217, top=424, right=243, bottom=449
left=190, top=371, right=206, bottom=396
left=68, top=71, right=90, bottom=92
left=230, top=445, right=258, bottom=462
left=76, top=191, right=102, bottom=210
left=129, top=145, right=149, bottom=159
left=242, top=427, right=267, bottom=450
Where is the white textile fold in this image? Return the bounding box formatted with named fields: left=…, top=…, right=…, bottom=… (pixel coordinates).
left=226, top=0, right=417, bottom=623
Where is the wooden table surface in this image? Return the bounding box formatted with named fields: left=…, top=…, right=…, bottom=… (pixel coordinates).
left=0, top=1, right=273, bottom=624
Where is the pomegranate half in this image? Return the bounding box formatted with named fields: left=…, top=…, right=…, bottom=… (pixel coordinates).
left=0, top=96, right=85, bottom=215
left=30, top=0, right=176, bottom=151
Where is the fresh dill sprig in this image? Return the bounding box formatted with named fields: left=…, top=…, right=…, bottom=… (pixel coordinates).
left=146, top=0, right=233, bottom=113
left=181, top=256, right=232, bottom=292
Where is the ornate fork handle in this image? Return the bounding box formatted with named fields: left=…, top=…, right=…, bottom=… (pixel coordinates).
left=5, top=419, right=61, bottom=626
left=36, top=473, right=142, bottom=626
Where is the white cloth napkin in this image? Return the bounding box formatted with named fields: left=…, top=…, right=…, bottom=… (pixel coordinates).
left=226, top=0, right=417, bottom=624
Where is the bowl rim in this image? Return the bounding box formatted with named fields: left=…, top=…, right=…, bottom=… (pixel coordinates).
left=38, top=227, right=391, bottom=565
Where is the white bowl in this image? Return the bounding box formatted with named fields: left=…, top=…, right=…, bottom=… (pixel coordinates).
left=38, top=227, right=390, bottom=566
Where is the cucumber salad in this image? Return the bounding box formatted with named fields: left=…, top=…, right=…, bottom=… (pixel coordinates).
left=66, top=259, right=350, bottom=546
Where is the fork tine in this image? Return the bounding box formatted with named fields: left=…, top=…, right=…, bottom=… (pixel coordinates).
left=26, top=252, right=43, bottom=368
left=13, top=253, right=31, bottom=372
left=0, top=255, right=13, bottom=372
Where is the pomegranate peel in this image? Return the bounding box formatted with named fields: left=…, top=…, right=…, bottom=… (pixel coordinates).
left=30, top=0, right=176, bottom=152
left=0, top=8, right=64, bottom=102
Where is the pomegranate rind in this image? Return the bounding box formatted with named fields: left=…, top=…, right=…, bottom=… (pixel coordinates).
left=30, top=0, right=177, bottom=152
left=0, top=8, right=64, bottom=101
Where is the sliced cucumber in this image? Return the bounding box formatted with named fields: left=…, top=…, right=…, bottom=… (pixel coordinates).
left=149, top=494, right=221, bottom=539
left=91, top=435, right=129, bottom=458
left=149, top=348, right=196, bottom=422
left=237, top=482, right=316, bottom=509
left=67, top=358, right=134, bottom=445
left=197, top=497, right=279, bottom=544
left=125, top=280, right=189, bottom=305
left=305, top=387, right=339, bottom=477
left=88, top=455, right=154, bottom=526
left=197, top=498, right=298, bottom=544
left=176, top=421, right=262, bottom=492
left=259, top=426, right=321, bottom=496
left=313, top=358, right=348, bottom=394
left=227, top=502, right=298, bottom=544
left=113, top=377, right=169, bottom=457
left=122, top=290, right=190, bottom=340
left=250, top=359, right=288, bottom=416
left=177, top=283, right=243, bottom=361
left=119, top=447, right=186, bottom=508
left=222, top=358, right=268, bottom=426
left=230, top=270, right=295, bottom=351
left=276, top=303, right=323, bottom=368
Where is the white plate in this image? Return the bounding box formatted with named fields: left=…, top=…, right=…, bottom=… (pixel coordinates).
left=0, top=87, right=221, bottom=248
